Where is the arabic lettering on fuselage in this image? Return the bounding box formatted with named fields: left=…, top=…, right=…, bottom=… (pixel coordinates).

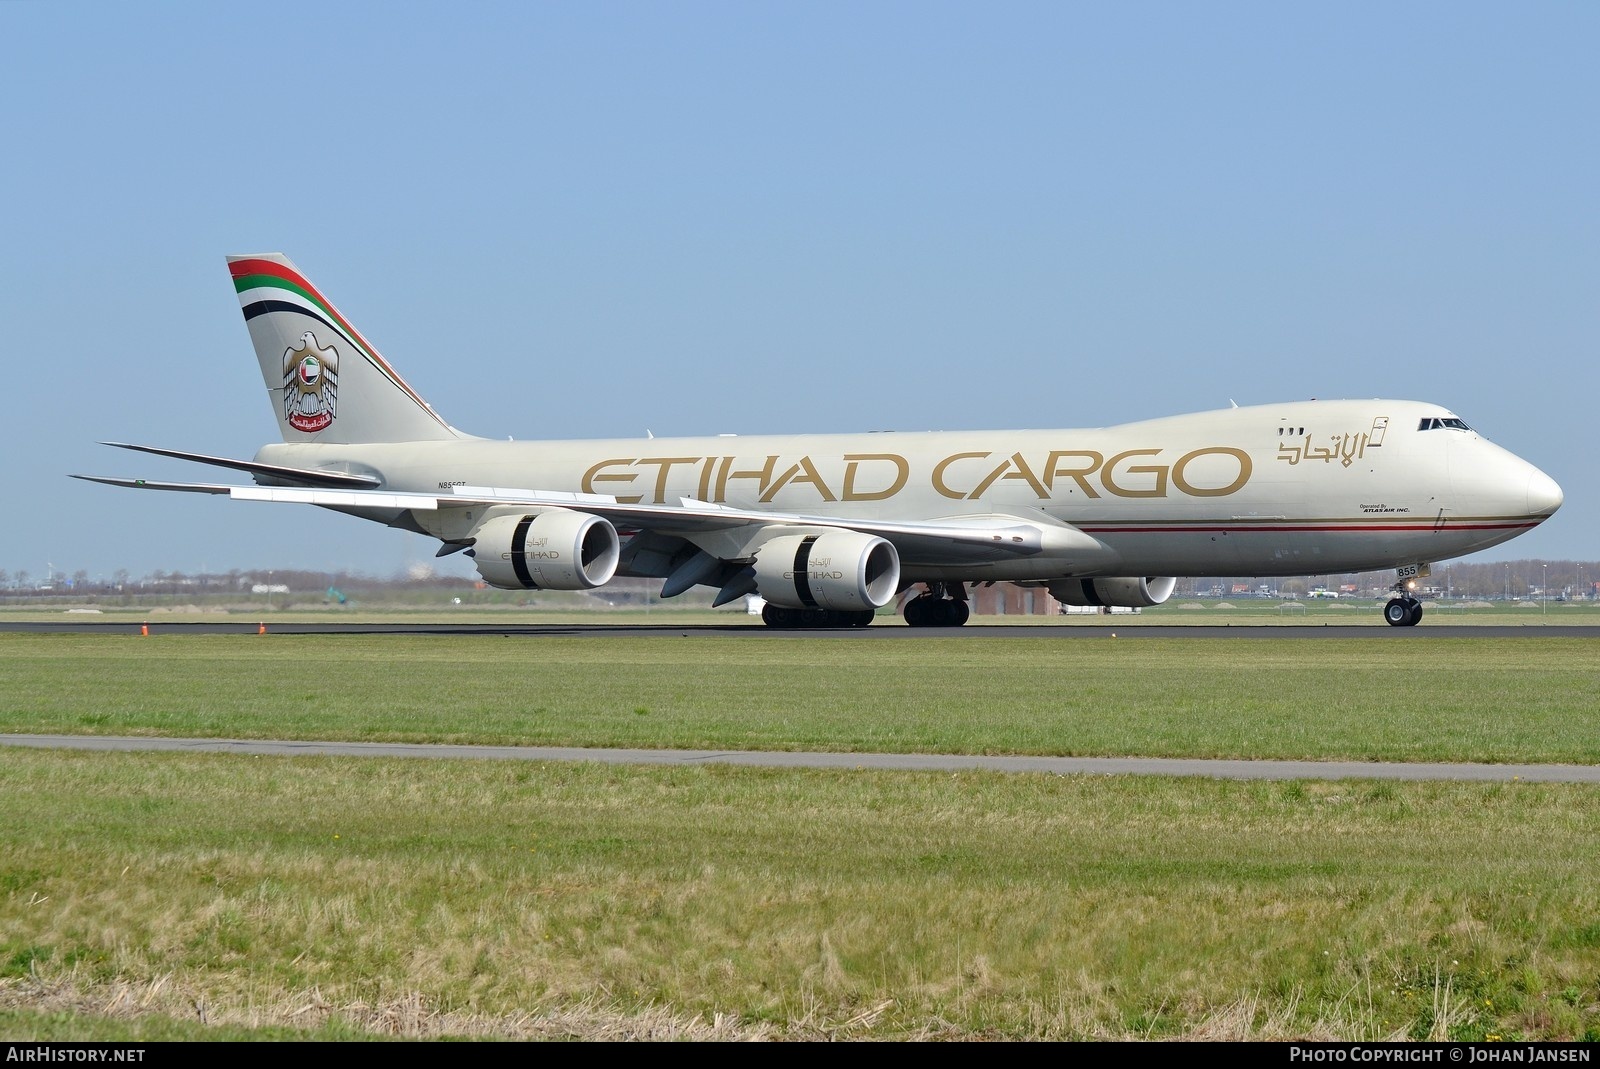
left=1276, top=418, right=1389, bottom=468
left=581, top=446, right=1253, bottom=505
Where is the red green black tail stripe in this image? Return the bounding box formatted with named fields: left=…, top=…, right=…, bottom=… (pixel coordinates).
left=229, top=257, right=447, bottom=428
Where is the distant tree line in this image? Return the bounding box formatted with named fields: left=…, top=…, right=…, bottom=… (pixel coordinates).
left=0, top=567, right=477, bottom=597
left=1, top=560, right=1593, bottom=601
left=1190, top=559, right=1597, bottom=600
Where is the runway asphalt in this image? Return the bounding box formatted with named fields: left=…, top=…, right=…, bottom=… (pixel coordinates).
left=1, top=620, right=1595, bottom=638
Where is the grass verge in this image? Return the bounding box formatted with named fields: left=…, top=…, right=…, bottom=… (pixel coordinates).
left=2, top=632, right=1598, bottom=1041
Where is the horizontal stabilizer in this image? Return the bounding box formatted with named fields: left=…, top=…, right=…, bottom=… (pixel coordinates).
left=70, top=475, right=234, bottom=495
left=100, top=443, right=382, bottom=489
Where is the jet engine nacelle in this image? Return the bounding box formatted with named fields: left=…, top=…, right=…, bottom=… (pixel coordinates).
left=467, top=509, right=621, bottom=590
left=1047, top=576, right=1177, bottom=608
left=752, top=530, right=901, bottom=611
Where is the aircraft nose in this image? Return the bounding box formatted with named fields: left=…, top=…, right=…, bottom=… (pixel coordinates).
left=1527, top=467, right=1563, bottom=517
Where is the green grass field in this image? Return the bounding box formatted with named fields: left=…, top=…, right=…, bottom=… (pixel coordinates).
left=3, top=629, right=1599, bottom=1041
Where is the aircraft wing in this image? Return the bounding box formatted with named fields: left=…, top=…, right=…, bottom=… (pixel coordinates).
left=70, top=476, right=456, bottom=513
left=69, top=473, right=1106, bottom=562
left=247, top=482, right=1098, bottom=561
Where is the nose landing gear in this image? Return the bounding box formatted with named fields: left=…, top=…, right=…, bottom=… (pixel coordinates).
left=1383, top=595, right=1422, bottom=626
left=1383, top=582, right=1424, bottom=627
left=1382, top=565, right=1430, bottom=627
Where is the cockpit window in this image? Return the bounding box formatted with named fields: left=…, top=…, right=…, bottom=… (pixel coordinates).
left=1417, top=417, right=1473, bottom=431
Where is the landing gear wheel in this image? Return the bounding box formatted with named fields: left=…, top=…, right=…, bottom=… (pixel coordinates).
left=1383, top=597, right=1422, bottom=627
left=904, top=595, right=935, bottom=627
left=903, top=594, right=969, bottom=627
left=761, top=604, right=878, bottom=629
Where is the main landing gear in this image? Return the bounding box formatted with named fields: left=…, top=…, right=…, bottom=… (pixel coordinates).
left=902, top=582, right=970, bottom=628
left=1383, top=590, right=1424, bottom=627
left=760, top=605, right=876, bottom=629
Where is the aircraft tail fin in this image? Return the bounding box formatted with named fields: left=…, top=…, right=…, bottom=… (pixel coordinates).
left=227, top=254, right=466, bottom=444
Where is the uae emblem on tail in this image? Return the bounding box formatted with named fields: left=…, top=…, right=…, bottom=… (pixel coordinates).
left=283, top=330, right=338, bottom=432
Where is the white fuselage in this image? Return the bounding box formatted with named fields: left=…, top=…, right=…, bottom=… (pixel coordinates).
left=256, top=398, right=1561, bottom=582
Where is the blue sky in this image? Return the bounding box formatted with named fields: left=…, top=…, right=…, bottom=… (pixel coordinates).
left=2, top=2, right=1593, bottom=583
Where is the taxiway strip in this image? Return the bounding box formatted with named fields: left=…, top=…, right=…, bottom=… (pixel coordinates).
left=4, top=733, right=1597, bottom=783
